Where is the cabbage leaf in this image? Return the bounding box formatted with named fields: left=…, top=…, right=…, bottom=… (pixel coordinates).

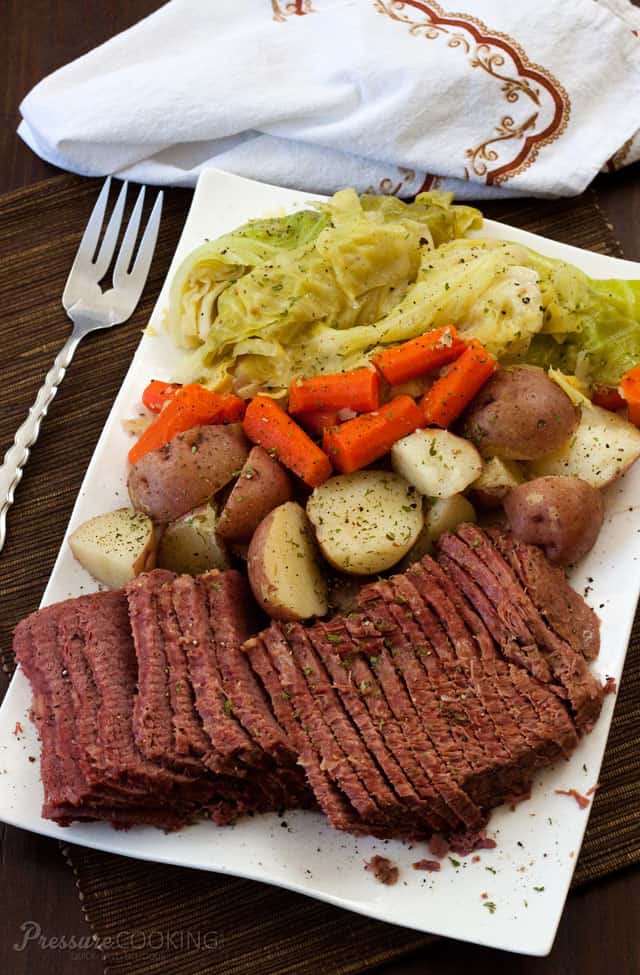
left=165, top=186, right=639, bottom=395
left=519, top=257, right=640, bottom=386
left=169, top=190, right=482, bottom=394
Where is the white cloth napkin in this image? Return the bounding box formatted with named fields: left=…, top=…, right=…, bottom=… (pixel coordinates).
left=18, top=0, right=640, bottom=199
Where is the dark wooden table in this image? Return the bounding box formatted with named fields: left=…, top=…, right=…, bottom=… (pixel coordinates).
left=1, top=4, right=639, bottom=973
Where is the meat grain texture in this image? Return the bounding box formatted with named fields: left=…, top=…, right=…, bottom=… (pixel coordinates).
left=14, top=526, right=604, bottom=853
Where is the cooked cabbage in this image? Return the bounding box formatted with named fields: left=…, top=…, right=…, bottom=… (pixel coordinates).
left=517, top=255, right=640, bottom=386
left=165, top=186, right=639, bottom=395
left=167, top=190, right=482, bottom=394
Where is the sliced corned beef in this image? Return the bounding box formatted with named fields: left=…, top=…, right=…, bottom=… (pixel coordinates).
left=171, top=574, right=262, bottom=774
left=307, top=620, right=450, bottom=834
left=127, top=569, right=194, bottom=766
left=281, top=620, right=425, bottom=836
left=349, top=593, right=485, bottom=830
left=262, top=623, right=386, bottom=828
left=200, top=571, right=300, bottom=771
left=243, top=632, right=368, bottom=834
left=364, top=582, right=525, bottom=810
left=437, top=533, right=554, bottom=685
left=155, top=579, right=213, bottom=761
left=487, top=528, right=600, bottom=660
left=451, top=525, right=604, bottom=732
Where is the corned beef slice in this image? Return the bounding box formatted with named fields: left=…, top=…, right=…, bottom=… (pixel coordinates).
left=14, top=594, right=206, bottom=829
left=14, top=527, right=604, bottom=840
left=487, top=528, right=600, bottom=660
left=439, top=525, right=604, bottom=732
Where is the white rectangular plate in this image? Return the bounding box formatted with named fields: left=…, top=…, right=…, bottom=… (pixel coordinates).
left=1, top=169, right=639, bottom=956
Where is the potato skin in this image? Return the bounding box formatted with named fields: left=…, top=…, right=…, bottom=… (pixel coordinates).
left=217, top=446, right=294, bottom=543
left=128, top=424, right=249, bottom=523
left=247, top=502, right=327, bottom=621
left=504, top=475, right=604, bottom=565
left=461, top=366, right=579, bottom=461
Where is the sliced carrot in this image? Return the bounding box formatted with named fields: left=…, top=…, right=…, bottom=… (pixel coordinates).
left=141, top=379, right=182, bottom=413
left=322, top=395, right=424, bottom=474
left=420, top=340, right=497, bottom=429
left=371, top=325, right=466, bottom=386
left=296, top=408, right=341, bottom=437
left=288, top=367, right=380, bottom=415
left=620, top=365, right=640, bottom=426
left=128, top=385, right=246, bottom=464
left=243, top=395, right=332, bottom=487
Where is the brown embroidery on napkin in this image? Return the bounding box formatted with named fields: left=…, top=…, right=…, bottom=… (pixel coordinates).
left=375, top=0, right=570, bottom=186
left=364, top=166, right=439, bottom=195
left=272, top=0, right=315, bottom=21
left=606, top=136, right=634, bottom=173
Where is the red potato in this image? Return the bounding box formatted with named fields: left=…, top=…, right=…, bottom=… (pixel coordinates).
left=217, top=446, right=294, bottom=543
left=461, top=366, right=579, bottom=460
left=504, top=475, right=604, bottom=565
left=247, top=502, right=328, bottom=621
left=128, top=424, right=249, bottom=523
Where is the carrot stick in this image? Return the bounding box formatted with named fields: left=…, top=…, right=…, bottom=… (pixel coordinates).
left=419, top=340, right=497, bottom=429
left=128, top=385, right=245, bottom=464
left=288, top=367, right=380, bottom=415
left=141, top=379, right=182, bottom=413
left=371, top=325, right=465, bottom=386
left=296, top=408, right=340, bottom=437
left=620, top=365, right=640, bottom=425
left=322, top=395, right=424, bottom=474
left=243, top=395, right=332, bottom=487
left=591, top=385, right=626, bottom=413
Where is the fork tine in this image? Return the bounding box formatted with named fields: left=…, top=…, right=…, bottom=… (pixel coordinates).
left=115, top=190, right=163, bottom=296
left=91, top=180, right=128, bottom=280
left=112, top=186, right=146, bottom=288
left=69, top=177, right=112, bottom=272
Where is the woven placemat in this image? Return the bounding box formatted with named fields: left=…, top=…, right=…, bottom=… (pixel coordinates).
left=1, top=175, right=638, bottom=975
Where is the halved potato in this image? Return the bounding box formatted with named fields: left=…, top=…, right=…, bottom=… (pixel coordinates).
left=391, top=429, right=482, bottom=498
left=157, top=503, right=228, bottom=575
left=306, top=471, right=423, bottom=575
left=217, top=446, right=294, bottom=543
left=68, top=508, right=156, bottom=589
left=471, top=456, right=524, bottom=509
left=247, top=502, right=327, bottom=621
left=527, top=403, right=640, bottom=488
left=399, top=494, right=476, bottom=569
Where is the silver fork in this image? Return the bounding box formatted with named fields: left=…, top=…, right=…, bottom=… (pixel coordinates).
left=0, top=178, right=163, bottom=553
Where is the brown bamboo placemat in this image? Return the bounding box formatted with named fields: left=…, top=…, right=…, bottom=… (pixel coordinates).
left=1, top=174, right=638, bottom=975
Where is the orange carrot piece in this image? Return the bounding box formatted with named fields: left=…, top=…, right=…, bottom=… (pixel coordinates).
left=591, top=385, right=625, bottom=412
left=296, top=408, right=340, bottom=437
left=620, top=365, right=640, bottom=426
left=420, top=340, right=497, bottom=429
left=213, top=394, right=246, bottom=424
left=288, top=367, right=380, bottom=415
left=371, top=325, right=465, bottom=386
left=141, top=379, right=182, bottom=413
left=128, top=385, right=245, bottom=464
left=243, top=395, right=332, bottom=487
left=322, top=395, right=424, bottom=474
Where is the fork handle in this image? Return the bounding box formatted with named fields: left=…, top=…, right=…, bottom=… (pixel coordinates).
left=0, top=326, right=83, bottom=553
